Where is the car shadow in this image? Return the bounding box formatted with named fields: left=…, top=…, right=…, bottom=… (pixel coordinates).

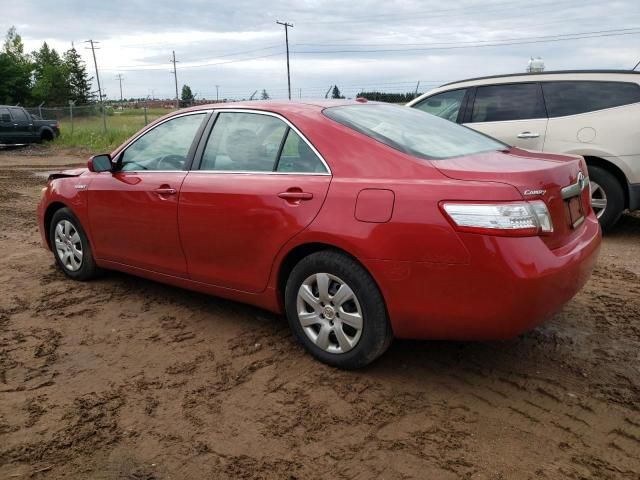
left=607, top=211, right=640, bottom=236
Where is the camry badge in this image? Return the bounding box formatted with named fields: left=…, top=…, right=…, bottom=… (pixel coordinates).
left=524, top=189, right=546, bottom=196
left=74, top=184, right=88, bottom=190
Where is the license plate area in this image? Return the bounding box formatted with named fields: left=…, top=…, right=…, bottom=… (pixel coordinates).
left=566, top=195, right=585, bottom=229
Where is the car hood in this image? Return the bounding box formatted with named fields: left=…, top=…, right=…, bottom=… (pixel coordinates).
left=48, top=168, right=88, bottom=181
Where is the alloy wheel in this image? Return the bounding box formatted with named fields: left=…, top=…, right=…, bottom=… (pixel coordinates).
left=54, top=219, right=83, bottom=271
left=296, top=273, right=363, bottom=354
left=589, top=180, right=607, bottom=219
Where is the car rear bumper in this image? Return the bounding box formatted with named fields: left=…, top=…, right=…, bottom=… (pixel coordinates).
left=365, top=213, right=601, bottom=340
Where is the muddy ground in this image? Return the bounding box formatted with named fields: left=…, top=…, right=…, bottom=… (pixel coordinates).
left=0, top=147, right=639, bottom=479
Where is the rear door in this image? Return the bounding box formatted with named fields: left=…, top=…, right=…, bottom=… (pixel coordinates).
left=463, top=83, right=548, bottom=150
left=178, top=110, right=331, bottom=293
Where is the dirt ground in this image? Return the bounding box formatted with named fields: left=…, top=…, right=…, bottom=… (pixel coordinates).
left=0, top=147, right=639, bottom=480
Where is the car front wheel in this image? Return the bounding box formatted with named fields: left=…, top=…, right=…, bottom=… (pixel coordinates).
left=285, top=250, right=392, bottom=369
left=49, top=208, right=100, bottom=280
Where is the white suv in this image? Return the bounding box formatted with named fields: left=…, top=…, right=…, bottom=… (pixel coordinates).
left=408, top=70, right=640, bottom=230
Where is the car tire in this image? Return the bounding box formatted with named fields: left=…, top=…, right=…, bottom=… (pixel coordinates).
left=40, top=129, right=54, bottom=142
left=49, top=208, right=100, bottom=280
left=588, top=165, right=625, bottom=232
left=284, top=250, right=393, bottom=369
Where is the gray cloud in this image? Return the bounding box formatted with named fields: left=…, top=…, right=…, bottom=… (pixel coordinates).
left=2, top=0, right=639, bottom=99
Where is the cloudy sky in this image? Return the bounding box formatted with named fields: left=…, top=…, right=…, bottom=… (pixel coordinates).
left=2, top=0, right=639, bottom=100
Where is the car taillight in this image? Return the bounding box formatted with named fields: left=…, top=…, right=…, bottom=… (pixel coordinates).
left=441, top=200, right=553, bottom=236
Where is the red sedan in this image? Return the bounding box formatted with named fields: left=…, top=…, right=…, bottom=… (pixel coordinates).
left=37, top=101, right=600, bottom=368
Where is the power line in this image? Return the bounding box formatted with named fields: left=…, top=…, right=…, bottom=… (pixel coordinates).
left=296, top=27, right=640, bottom=48
left=293, top=29, right=640, bottom=54
left=276, top=20, right=294, bottom=100
left=296, top=0, right=599, bottom=25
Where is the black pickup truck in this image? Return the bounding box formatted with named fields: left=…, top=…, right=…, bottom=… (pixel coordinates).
left=0, top=106, right=60, bottom=145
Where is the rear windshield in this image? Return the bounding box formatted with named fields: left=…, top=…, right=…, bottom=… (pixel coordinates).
left=323, top=104, right=505, bottom=160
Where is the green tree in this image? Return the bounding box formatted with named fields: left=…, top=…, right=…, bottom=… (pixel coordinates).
left=31, top=42, right=70, bottom=105
left=260, top=89, right=270, bottom=100
left=0, top=27, right=32, bottom=104
left=64, top=45, right=93, bottom=104
left=181, top=84, right=194, bottom=106
left=331, top=85, right=344, bottom=99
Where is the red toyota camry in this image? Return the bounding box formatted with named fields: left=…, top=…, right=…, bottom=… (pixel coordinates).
left=37, top=101, right=600, bottom=368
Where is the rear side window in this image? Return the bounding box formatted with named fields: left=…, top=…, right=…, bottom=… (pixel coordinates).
left=471, top=83, right=546, bottom=122
left=276, top=130, right=327, bottom=173
left=542, top=81, right=640, bottom=117
left=324, top=104, right=505, bottom=160
left=414, top=89, right=466, bottom=122
left=201, top=112, right=287, bottom=171
left=0, top=108, right=10, bottom=122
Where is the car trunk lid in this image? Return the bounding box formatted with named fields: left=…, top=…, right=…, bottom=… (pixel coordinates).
left=433, top=147, right=591, bottom=249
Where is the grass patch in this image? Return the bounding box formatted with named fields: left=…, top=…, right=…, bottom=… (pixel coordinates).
left=52, top=109, right=172, bottom=152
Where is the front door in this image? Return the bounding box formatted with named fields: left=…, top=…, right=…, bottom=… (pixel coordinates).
left=179, top=111, right=331, bottom=293
left=87, top=112, right=208, bottom=277
left=8, top=108, right=34, bottom=141
left=464, top=83, right=548, bottom=151
left=0, top=108, right=16, bottom=144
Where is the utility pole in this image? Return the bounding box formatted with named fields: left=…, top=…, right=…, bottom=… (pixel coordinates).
left=171, top=50, right=179, bottom=109
left=276, top=21, right=294, bottom=100
left=216, top=85, right=219, bottom=102
left=84, top=39, right=106, bottom=132
left=115, top=74, right=124, bottom=102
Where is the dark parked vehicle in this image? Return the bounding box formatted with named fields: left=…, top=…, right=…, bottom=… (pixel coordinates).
left=0, top=106, right=60, bottom=145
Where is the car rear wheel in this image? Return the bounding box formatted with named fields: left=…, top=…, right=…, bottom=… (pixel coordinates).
left=40, top=129, right=54, bottom=142
left=50, top=208, right=100, bottom=280
left=285, top=250, right=392, bottom=369
left=588, top=165, right=624, bottom=232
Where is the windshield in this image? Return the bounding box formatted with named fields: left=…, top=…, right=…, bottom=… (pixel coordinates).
left=323, top=104, right=506, bottom=160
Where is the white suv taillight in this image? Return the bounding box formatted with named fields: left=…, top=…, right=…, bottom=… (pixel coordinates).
left=441, top=200, right=553, bottom=236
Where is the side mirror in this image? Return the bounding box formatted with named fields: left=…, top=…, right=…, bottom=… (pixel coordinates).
left=88, top=154, right=113, bottom=173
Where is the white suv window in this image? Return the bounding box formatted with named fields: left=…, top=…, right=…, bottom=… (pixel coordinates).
left=414, top=89, right=466, bottom=122
left=471, top=83, right=546, bottom=123
left=542, top=81, right=640, bottom=117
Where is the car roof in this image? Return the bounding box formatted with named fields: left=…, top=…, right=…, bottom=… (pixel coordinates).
left=440, top=69, right=640, bottom=87
left=180, top=99, right=369, bottom=115
left=406, top=69, right=640, bottom=106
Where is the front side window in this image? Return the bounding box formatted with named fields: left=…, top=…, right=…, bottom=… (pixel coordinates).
left=9, top=108, right=29, bottom=123
left=324, top=104, right=505, bottom=160
left=120, top=113, right=206, bottom=171
left=542, top=81, right=640, bottom=117
left=414, top=89, right=466, bottom=122
left=200, top=112, right=327, bottom=173
left=471, top=83, right=546, bottom=123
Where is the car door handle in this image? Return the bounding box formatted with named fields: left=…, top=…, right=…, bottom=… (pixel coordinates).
left=278, top=191, right=313, bottom=200
left=154, top=187, right=177, bottom=195
left=517, top=131, right=540, bottom=139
